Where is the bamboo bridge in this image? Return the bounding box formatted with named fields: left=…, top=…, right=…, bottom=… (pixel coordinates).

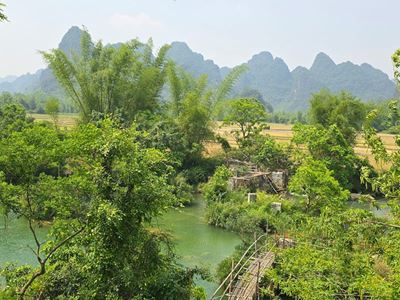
left=210, top=234, right=278, bottom=300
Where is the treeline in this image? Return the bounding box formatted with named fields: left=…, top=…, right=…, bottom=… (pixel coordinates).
left=267, top=92, right=400, bottom=134
left=0, top=91, right=77, bottom=113
left=3, top=88, right=398, bottom=135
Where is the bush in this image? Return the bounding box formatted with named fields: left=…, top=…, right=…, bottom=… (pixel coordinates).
left=172, top=173, right=194, bottom=206
left=182, top=157, right=221, bottom=185
left=205, top=190, right=294, bottom=236
left=202, top=165, right=232, bottom=203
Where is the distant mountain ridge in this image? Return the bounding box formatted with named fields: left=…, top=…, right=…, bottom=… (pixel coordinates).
left=0, top=26, right=396, bottom=111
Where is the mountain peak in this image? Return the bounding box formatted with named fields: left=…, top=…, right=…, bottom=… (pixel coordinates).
left=170, top=41, right=191, bottom=50
left=168, top=41, right=221, bottom=84
left=58, top=26, right=83, bottom=54
left=311, top=52, right=336, bottom=71
left=1, top=27, right=396, bottom=112
left=249, top=51, right=273, bottom=64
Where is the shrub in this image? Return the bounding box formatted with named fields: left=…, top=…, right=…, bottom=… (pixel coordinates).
left=202, top=165, right=232, bottom=203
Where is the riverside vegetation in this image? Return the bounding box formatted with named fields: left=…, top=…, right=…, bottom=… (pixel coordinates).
left=0, top=24, right=400, bottom=300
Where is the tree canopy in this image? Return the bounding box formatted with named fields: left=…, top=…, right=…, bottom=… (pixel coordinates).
left=223, top=97, right=268, bottom=147
left=42, top=29, right=170, bottom=123
left=44, top=97, right=60, bottom=126
left=291, top=123, right=368, bottom=190
left=308, top=90, right=367, bottom=144
left=0, top=118, right=205, bottom=299
left=393, top=49, right=400, bottom=88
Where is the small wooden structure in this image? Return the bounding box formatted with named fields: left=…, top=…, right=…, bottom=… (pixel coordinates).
left=226, top=164, right=287, bottom=194
left=210, top=234, right=276, bottom=300
left=211, top=234, right=297, bottom=300
left=226, top=159, right=287, bottom=193
left=228, top=251, right=275, bottom=300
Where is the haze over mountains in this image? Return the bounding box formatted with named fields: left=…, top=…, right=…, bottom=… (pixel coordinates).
left=0, top=26, right=396, bottom=111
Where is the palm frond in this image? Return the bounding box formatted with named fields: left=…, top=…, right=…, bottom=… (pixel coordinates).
left=212, top=64, right=247, bottom=106
left=195, top=74, right=209, bottom=97
left=154, top=44, right=171, bottom=68
left=41, top=50, right=80, bottom=104
left=80, top=28, right=93, bottom=61
left=142, top=38, right=154, bottom=66
left=166, top=62, right=182, bottom=116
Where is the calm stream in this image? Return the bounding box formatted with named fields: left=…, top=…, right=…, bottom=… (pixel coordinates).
left=0, top=198, right=240, bottom=297
left=156, top=198, right=240, bottom=296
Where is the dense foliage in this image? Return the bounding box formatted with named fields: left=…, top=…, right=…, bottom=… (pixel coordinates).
left=266, top=110, right=307, bottom=124
left=0, top=27, right=249, bottom=299
left=202, top=61, right=400, bottom=297
left=364, top=99, right=400, bottom=133
left=308, top=90, right=367, bottom=144
left=291, top=123, right=370, bottom=191
left=207, top=150, right=400, bottom=299
left=0, top=115, right=206, bottom=299
left=42, top=30, right=170, bottom=123
left=223, top=97, right=268, bottom=147
left=0, top=91, right=75, bottom=114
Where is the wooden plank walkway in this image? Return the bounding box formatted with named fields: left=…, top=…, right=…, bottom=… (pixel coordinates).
left=228, top=251, right=275, bottom=300
left=209, top=234, right=277, bottom=300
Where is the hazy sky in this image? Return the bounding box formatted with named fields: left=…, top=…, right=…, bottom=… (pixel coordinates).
left=0, top=0, right=398, bottom=77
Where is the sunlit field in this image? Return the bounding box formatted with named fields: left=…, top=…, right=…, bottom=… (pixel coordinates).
left=30, top=113, right=78, bottom=128
left=30, top=114, right=397, bottom=169
left=208, top=122, right=398, bottom=169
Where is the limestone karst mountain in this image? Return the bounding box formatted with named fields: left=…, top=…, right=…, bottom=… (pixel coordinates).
left=1, top=26, right=396, bottom=111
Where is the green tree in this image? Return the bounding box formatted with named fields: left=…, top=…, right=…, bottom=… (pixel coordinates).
left=0, top=103, right=32, bottom=138
left=0, top=119, right=201, bottom=299
left=167, top=62, right=245, bottom=123
left=365, top=99, right=400, bottom=132
left=42, top=29, right=169, bottom=123
left=362, top=107, right=400, bottom=218
left=0, top=171, right=18, bottom=229
left=288, top=159, right=349, bottom=213
left=393, top=49, right=400, bottom=88
left=0, top=92, right=14, bottom=105
left=308, top=90, right=367, bottom=144
left=223, top=97, right=268, bottom=147
left=44, top=97, right=60, bottom=126
left=0, top=124, right=71, bottom=299
left=238, top=88, right=273, bottom=112
left=178, top=92, right=213, bottom=151
left=203, top=165, right=232, bottom=203
left=164, top=62, right=245, bottom=174
left=292, top=123, right=366, bottom=190
left=253, top=135, right=290, bottom=171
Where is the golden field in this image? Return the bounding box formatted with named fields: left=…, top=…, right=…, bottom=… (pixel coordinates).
left=208, top=122, right=398, bottom=169
left=30, top=113, right=78, bottom=128
left=30, top=114, right=397, bottom=169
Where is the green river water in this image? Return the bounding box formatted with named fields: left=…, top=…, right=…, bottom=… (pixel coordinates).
left=1, top=198, right=389, bottom=297
left=0, top=198, right=240, bottom=297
